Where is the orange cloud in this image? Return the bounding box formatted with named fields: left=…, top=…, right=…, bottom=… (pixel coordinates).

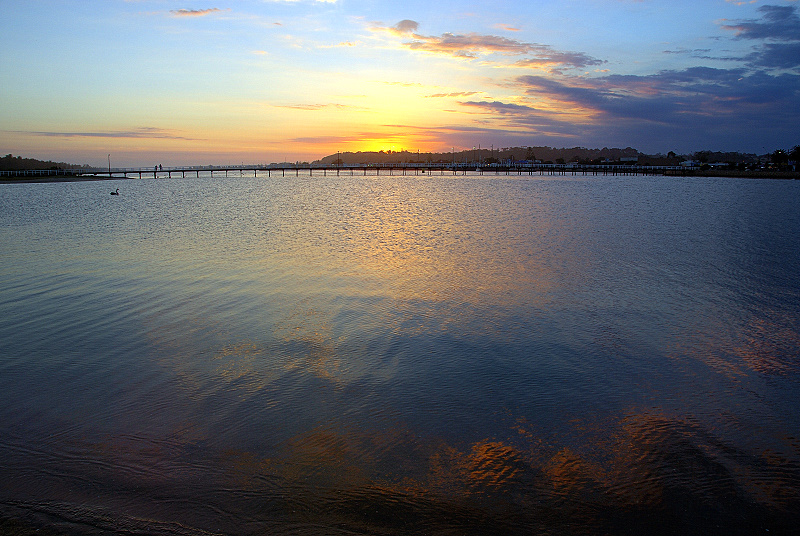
left=494, top=23, right=521, bottom=32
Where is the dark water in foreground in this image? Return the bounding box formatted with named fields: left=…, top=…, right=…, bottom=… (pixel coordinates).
left=0, top=173, right=798, bottom=535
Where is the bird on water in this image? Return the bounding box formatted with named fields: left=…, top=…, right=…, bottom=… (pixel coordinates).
left=110, top=188, right=119, bottom=195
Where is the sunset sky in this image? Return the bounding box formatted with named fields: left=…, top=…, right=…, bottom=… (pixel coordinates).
left=2, top=0, right=799, bottom=167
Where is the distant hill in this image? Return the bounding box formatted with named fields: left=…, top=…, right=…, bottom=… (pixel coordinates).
left=1, top=154, right=92, bottom=171
left=316, top=146, right=674, bottom=166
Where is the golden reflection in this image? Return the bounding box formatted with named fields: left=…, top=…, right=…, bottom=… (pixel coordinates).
left=323, top=180, right=582, bottom=313
left=132, top=176, right=596, bottom=397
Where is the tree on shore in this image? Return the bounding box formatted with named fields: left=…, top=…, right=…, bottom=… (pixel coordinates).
left=1, top=154, right=91, bottom=171
left=771, top=149, right=789, bottom=165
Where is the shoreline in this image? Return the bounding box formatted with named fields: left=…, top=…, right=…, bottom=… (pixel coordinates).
left=1, top=517, right=64, bottom=536
left=663, top=169, right=799, bottom=179
left=0, top=175, right=137, bottom=184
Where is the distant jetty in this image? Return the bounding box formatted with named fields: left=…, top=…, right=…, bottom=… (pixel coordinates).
left=2, top=163, right=798, bottom=182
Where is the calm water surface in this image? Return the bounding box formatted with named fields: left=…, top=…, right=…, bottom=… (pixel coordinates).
left=1, top=173, right=799, bottom=535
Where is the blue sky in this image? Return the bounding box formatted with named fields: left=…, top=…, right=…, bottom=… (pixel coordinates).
left=1, top=0, right=798, bottom=166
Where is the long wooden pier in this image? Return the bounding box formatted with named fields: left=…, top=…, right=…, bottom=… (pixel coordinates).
left=2, top=163, right=688, bottom=180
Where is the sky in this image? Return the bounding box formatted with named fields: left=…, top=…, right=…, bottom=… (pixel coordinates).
left=1, top=0, right=799, bottom=167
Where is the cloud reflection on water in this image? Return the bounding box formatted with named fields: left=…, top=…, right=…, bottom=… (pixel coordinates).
left=207, top=407, right=800, bottom=534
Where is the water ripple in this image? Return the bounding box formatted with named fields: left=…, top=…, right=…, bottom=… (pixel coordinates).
left=1, top=175, right=798, bottom=534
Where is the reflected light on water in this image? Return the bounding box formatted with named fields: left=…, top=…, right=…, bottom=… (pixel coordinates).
left=0, top=174, right=798, bottom=534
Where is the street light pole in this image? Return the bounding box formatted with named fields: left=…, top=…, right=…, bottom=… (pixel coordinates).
left=108, top=154, right=111, bottom=177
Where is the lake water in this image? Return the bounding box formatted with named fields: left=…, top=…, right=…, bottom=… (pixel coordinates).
left=1, top=172, right=798, bottom=535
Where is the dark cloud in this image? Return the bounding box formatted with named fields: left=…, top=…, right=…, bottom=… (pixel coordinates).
left=451, top=67, right=797, bottom=152
left=748, top=42, right=800, bottom=70
left=719, top=5, right=800, bottom=71
left=721, top=5, right=800, bottom=41
left=516, top=68, right=800, bottom=123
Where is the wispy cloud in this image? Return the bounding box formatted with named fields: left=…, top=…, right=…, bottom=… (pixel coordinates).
left=291, top=130, right=395, bottom=145
left=662, top=48, right=712, bottom=56
left=513, top=51, right=605, bottom=71
left=427, top=91, right=480, bottom=98
left=277, top=103, right=361, bottom=111
left=315, top=40, right=361, bottom=49
left=408, top=32, right=539, bottom=57
left=455, top=99, right=586, bottom=136
left=170, top=8, right=223, bottom=18
left=383, top=81, right=425, bottom=87
left=493, top=23, right=521, bottom=32
left=373, top=20, right=603, bottom=70
left=459, top=100, right=538, bottom=114
left=261, top=0, right=338, bottom=4
left=14, top=127, right=196, bottom=140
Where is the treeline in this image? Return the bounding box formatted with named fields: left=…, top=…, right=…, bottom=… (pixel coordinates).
left=1, top=154, right=92, bottom=171
left=317, top=145, right=800, bottom=168
left=691, top=150, right=758, bottom=164
left=317, top=146, right=645, bottom=165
